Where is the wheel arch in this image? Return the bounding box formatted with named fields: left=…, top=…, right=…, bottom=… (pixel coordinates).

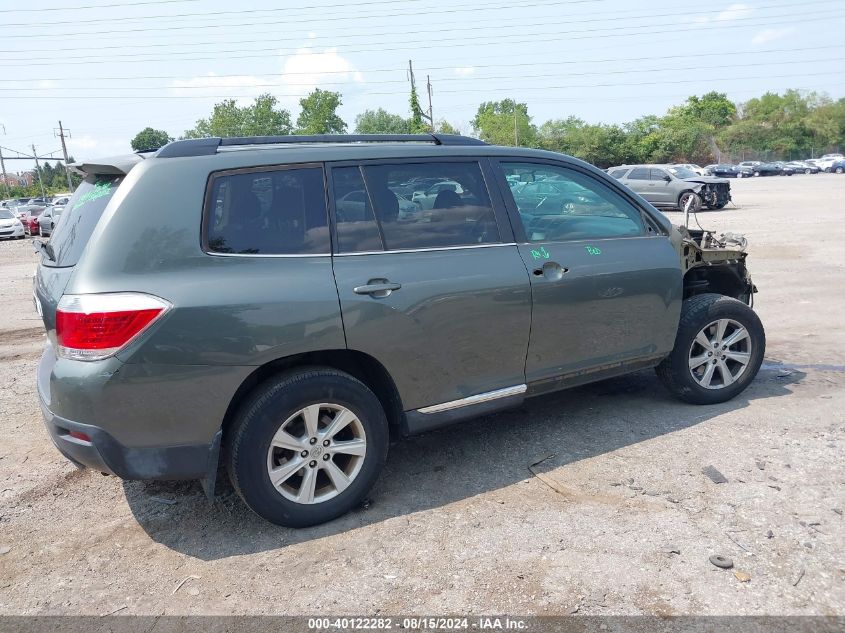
left=219, top=349, right=405, bottom=446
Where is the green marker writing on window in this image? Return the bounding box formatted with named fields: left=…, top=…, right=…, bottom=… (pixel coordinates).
left=585, top=245, right=602, bottom=256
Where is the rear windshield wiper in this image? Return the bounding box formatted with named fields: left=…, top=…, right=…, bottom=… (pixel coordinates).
left=34, top=238, right=55, bottom=262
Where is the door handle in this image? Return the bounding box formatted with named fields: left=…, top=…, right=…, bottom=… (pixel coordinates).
left=532, top=261, right=568, bottom=281
left=353, top=279, right=402, bottom=298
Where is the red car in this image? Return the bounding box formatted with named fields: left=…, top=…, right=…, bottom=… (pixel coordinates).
left=24, top=207, right=45, bottom=236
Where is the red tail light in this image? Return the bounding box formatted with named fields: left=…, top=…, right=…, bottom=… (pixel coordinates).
left=56, top=293, right=171, bottom=361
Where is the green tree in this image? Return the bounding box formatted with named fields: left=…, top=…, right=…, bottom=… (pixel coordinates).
left=296, top=89, right=347, bottom=135
left=183, top=94, right=293, bottom=138
left=130, top=127, right=174, bottom=151
left=436, top=120, right=460, bottom=135
left=354, top=108, right=410, bottom=134
left=408, top=85, right=429, bottom=133
left=472, top=99, right=536, bottom=146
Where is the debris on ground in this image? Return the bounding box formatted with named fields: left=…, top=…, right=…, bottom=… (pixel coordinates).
left=734, top=571, right=751, bottom=583
left=755, top=460, right=766, bottom=470
left=172, top=575, right=201, bottom=595
left=792, top=567, right=806, bottom=587
left=833, top=508, right=843, bottom=516
left=709, top=555, right=734, bottom=569
left=528, top=453, right=569, bottom=496
left=702, top=466, right=728, bottom=484
left=766, top=530, right=774, bottom=539
left=660, top=546, right=681, bottom=555
left=0, top=545, right=10, bottom=555
left=777, top=369, right=793, bottom=378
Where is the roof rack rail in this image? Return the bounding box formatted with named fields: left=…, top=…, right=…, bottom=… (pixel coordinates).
left=156, top=133, right=486, bottom=158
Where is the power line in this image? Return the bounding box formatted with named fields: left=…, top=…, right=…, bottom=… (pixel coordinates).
left=0, top=0, right=825, bottom=55
left=2, top=70, right=840, bottom=100
left=0, top=0, right=802, bottom=30
left=0, top=0, right=200, bottom=13
left=0, top=2, right=826, bottom=40
left=4, top=57, right=842, bottom=92
left=3, top=44, right=841, bottom=84
left=9, top=12, right=838, bottom=67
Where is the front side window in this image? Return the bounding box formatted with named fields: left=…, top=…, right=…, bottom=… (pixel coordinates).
left=206, top=166, right=329, bottom=255
left=501, top=162, right=646, bottom=243
left=333, top=161, right=500, bottom=252
left=628, top=168, right=650, bottom=180
left=650, top=168, right=670, bottom=180
left=609, top=169, right=628, bottom=179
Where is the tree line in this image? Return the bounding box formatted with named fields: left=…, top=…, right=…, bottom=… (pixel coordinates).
left=114, top=86, right=839, bottom=168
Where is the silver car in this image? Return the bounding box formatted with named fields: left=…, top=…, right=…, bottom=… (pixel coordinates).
left=608, top=164, right=732, bottom=210
left=38, top=205, right=64, bottom=237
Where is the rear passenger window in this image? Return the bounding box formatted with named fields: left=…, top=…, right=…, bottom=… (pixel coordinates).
left=627, top=168, right=650, bottom=180
left=332, top=166, right=384, bottom=253
left=206, top=166, right=329, bottom=255
left=362, top=162, right=499, bottom=251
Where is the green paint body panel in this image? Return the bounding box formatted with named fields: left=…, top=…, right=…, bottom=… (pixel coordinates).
left=33, top=141, right=688, bottom=481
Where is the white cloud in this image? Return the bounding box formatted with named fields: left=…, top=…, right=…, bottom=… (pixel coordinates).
left=169, top=73, right=265, bottom=104
left=280, top=47, right=363, bottom=92
left=751, top=27, right=794, bottom=45
left=717, top=3, right=752, bottom=21
left=453, top=66, right=475, bottom=77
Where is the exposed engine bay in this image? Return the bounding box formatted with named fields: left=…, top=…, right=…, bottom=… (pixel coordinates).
left=676, top=225, right=757, bottom=305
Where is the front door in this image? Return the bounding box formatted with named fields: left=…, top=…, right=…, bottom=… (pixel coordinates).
left=330, top=160, right=532, bottom=412
left=497, top=160, right=683, bottom=388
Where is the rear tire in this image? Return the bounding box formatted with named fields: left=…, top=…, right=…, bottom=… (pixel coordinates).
left=753, top=171, right=760, bottom=177
left=656, top=294, right=765, bottom=405
left=226, top=368, right=389, bottom=527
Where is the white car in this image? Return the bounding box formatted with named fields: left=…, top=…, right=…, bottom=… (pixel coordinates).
left=816, top=154, right=845, bottom=171
left=0, top=208, right=25, bottom=240
left=676, top=163, right=706, bottom=176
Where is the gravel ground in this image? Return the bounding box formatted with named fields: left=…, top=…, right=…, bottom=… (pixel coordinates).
left=0, top=175, right=843, bottom=617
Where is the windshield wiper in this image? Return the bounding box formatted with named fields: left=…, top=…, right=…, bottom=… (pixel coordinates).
left=33, top=238, right=55, bottom=262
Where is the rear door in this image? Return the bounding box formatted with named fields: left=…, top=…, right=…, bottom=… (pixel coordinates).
left=493, top=159, right=682, bottom=389
left=329, top=158, right=532, bottom=413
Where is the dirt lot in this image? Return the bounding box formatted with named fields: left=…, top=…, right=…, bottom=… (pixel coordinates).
left=0, top=175, right=843, bottom=617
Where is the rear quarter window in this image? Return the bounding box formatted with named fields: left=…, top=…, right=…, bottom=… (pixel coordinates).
left=44, top=175, right=123, bottom=267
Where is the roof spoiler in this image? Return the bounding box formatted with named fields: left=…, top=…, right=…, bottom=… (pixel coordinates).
left=69, top=153, right=146, bottom=177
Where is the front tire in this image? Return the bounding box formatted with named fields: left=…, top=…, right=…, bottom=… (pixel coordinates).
left=226, top=368, right=389, bottom=527
left=836, top=167, right=844, bottom=174
left=656, top=294, right=765, bottom=405
left=678, top=191, right=701, bottom=213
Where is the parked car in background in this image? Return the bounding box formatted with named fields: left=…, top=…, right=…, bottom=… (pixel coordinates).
left=773, top=162, right=796, bottom=176
left=609, top=164, right=731, bottom=210
left=817, top=154, right=844, bottom=171
left=829, top=159, right=845, bottom=174
left=24, top=206, right=46, bottom=235
left=0, top=208, right=25, bottom=240
left=51, top=195, right=71, bottom=207
left=785, top=161, right=818, bottom=174
left=676, top=163, right=706, bottom=176
left=38, top=205, right=64, bottom=237
left=704, top=164, right=740, bottom=178
left=735, top=161, right=763, bottom=175
left=33, top=134, right=764, bottom=527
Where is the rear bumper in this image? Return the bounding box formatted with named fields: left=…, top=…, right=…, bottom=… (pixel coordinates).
left=39, top=400, right=216, bottom=479
left=37, top=342, right=231, bottom=481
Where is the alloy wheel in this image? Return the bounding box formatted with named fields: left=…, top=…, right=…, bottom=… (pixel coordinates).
left=688, top=319, right=753, bottom=390
left=266, top=403, right=367, bottom=504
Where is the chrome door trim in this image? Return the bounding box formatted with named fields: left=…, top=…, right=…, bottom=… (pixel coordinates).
left=416, top=384, right=527, bottom=415
left=335, top=243, right=517, bottom=257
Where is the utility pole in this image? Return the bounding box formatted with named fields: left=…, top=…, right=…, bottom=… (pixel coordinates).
left=31, top=144, right=47, bottom=200
left=514, top=109, right=519, bottom=147
left=0, top=125, right=9, bottom=198
left=55, top=121, right=73, bottom=191
left=426, top=75, right=434, bottom=133
left=407, top=60, right=433, bottom=132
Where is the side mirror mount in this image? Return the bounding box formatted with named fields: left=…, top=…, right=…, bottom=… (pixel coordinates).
left=663, top=174, right=672, bottom=182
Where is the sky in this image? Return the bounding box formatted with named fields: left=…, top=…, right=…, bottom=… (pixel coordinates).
left=0, top=0, right=843, bottom=173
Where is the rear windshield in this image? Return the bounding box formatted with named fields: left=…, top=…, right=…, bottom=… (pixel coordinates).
left=44, top=174, right=123, bottom=267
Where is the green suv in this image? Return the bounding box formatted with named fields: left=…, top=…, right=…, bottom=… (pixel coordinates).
left=34, top=134, right=764, bottom=527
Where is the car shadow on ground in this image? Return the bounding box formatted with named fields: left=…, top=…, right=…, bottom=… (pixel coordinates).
left=124, top=363, right=804, bottom=561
